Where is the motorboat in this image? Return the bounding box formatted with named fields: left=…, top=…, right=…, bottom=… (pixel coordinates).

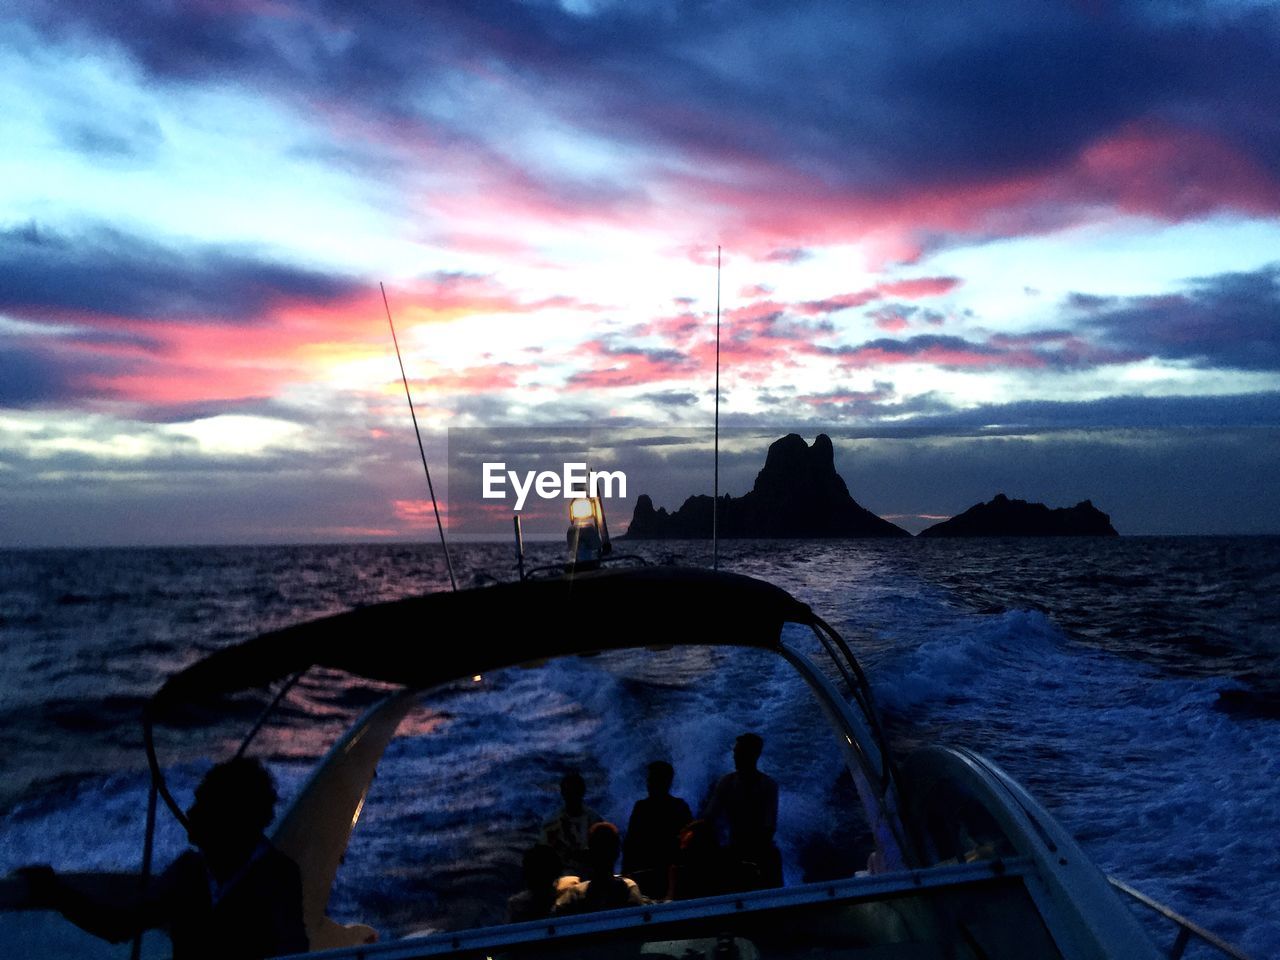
left=3, top=501, right=1251, bottom=960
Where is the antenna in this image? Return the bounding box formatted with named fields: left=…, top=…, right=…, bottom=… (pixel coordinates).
left=713, top=245, right=721, bottom=571
left=381, top=282, right=457, bottom=592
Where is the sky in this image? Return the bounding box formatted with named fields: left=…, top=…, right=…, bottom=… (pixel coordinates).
left=2, top=0, right=1279, bottom=545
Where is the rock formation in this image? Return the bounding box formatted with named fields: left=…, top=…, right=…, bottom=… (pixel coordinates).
left=918, top=493, right=1118, bottom=537
left=621, top=433, right=909, bottom=539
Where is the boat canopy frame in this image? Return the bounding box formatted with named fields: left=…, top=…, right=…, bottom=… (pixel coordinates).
left=146, top=568, right=897, bottom=781
left=137, top=566, right=910, bottom=940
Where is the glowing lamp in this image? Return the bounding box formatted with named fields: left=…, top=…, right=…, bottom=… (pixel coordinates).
left=569, top=497, right=596, bottom=524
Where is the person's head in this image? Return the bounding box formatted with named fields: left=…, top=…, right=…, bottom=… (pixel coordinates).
left=733, top=733, right=764, bottom=773
left=186, top=757, right=278, bottom=862
left=586, top=821, right=621, bottom=874
left=560, top=771, right=586, bottom=812
left=646, top=760, right=674, bottom=798
left=521, top=843, right=563, bottom=894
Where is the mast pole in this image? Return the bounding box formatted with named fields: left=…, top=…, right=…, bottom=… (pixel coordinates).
left=713, top=246, right=721, bottom=571
left=381, top=282, right=457, bottom=592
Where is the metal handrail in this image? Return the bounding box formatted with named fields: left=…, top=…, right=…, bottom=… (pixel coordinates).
left=810, top=614, right=899, bottom=793
left=1108, top=876, right=1253, bottom=960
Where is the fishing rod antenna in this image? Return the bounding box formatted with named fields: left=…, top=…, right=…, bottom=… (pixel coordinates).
left=381, top=281, right=457, bottom=592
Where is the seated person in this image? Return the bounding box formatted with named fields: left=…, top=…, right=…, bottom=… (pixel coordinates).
left=553, top=822, right=648, bottom=915
left=666, top=819, right=755, bottom=901
left=18, top=757, right=307, bottom=960
left=622, top=760, right=693, bottom=898
left=703, top=733, right=782, bottom=888
left=506, top=844, right=579, bottom=923
left=541, top=771, right=603, bottom=878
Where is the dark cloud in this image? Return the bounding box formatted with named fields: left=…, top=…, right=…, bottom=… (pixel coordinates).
left=1081, top=263, right=1280, bottom=371
left=0, top=222, right=359, bottom=324
left=896, top=391, right=1280, bottom=436
left=0, top=340, right=143, bottom=406
left=812, top=329, right=1141, bottom=371
left=0, top=347, right=78, bottom=405
left=764, top=248, right=811, bottom=263
left=639, top=391, right=700, bottom=407
left=21, top=1, right=1280, bottom=201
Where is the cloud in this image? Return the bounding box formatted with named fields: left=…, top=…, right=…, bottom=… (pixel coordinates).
left=638, top=390, right=700, bottom=407
left=0, top=224, right=601, bottom=411
left=21, top=2, right=1280, bottom=259
left=54, top=116, right=165, bottom=164
left=0, top=222, right=358, bottom=323
left=762, top=248, right=811, bottom=264
left=0, top=226, right=365, bottom=404
left=797, top=277, right=959, bottom=316
left=564, top=339, right=697, bottom=389
left=0, top=347, right=82, bottom=405
left=870, top=306, right=912, bottom=332
left=1080, top=263, right=1280, bottom=371
left=813, top=391, right=1280, bottom=437
left=819, top=333, right=1132, bottom=371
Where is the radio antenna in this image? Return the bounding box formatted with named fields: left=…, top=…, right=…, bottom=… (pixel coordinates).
left=381, top=282, right=457, bottom=592
left=713, top=245, right=721, bottom=571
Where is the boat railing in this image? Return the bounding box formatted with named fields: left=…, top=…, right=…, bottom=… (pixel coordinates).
left=807, top=615, right=898, bottom=793
left=280, top=858, right=1037, bottom=960
left=520, top=552, right=651, bottom=580
left=1107, top=876, right=1253, bottom=960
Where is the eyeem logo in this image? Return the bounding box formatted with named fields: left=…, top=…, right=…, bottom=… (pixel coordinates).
left=483, top=462, right=627, bottom=511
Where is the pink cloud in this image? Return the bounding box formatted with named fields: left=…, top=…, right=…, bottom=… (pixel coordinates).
left=836, top=343, right=1039, bottom=370
left=564, top=340, right=696, bottom=389
left=661, top=122, right=1280, bottom=267
left=392, top=498, right=452, bottom=528
left=796, top=277, right=960, bottom=316
left=880, top=277, right=961, bottom=298
left=871, top=308, right=911, bottom=332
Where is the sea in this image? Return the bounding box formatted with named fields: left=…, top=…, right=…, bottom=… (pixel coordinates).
left=0, top=537, right=1277, bottom=959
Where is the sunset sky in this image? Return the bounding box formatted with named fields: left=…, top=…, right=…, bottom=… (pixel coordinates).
left=2, top=0, right=1279, bottom=544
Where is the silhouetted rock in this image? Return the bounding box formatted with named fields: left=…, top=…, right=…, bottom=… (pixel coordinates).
left=918, top=494, right=1118, bottom=537
left=620, top=434, right=909, bottom=539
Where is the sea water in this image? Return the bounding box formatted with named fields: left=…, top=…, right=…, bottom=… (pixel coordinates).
left=0, top=539, right=1276, bottom=958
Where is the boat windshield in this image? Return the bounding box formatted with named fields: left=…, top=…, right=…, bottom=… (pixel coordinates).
left=312, top=640, right=881, bottom=941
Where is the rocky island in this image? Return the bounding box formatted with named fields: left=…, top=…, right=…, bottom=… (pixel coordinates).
left=918, top=493, right=1118, bottom=537
left=621, top=433, right=909, bottom=539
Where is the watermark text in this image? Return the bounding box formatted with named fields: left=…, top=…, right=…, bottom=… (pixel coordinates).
left=482, top=462, right=626, bottom=510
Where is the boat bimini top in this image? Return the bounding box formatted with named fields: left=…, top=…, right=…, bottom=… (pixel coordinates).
left=151, top=567, right=826, bottom=706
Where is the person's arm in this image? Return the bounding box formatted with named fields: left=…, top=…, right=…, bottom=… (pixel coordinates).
left=763, top=776, right=778, bottom=840
left=702, top=774, right=727, bottom=823
left=623, top=877, right=650, bottom=906
left=271, top=856, right=309, bottom=955
left=675, top=798, right=693, bottom=831
left=621, top=802, right=641, bottom=874
left=17, top=861, right=176, bottom=945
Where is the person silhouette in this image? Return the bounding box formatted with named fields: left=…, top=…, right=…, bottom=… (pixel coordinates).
left=703, top=733, right=782, bottom=887
left=506, top=843, right=579, bottom=923
left=666, top=818, right=748, bottom=900
left=17, top=756, right=307, bottom=959
left=541, top=771, right=603, bottom=878
left=622, top=761, right=693, bottom=897
left=552, top=822, right=647, bottom=914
